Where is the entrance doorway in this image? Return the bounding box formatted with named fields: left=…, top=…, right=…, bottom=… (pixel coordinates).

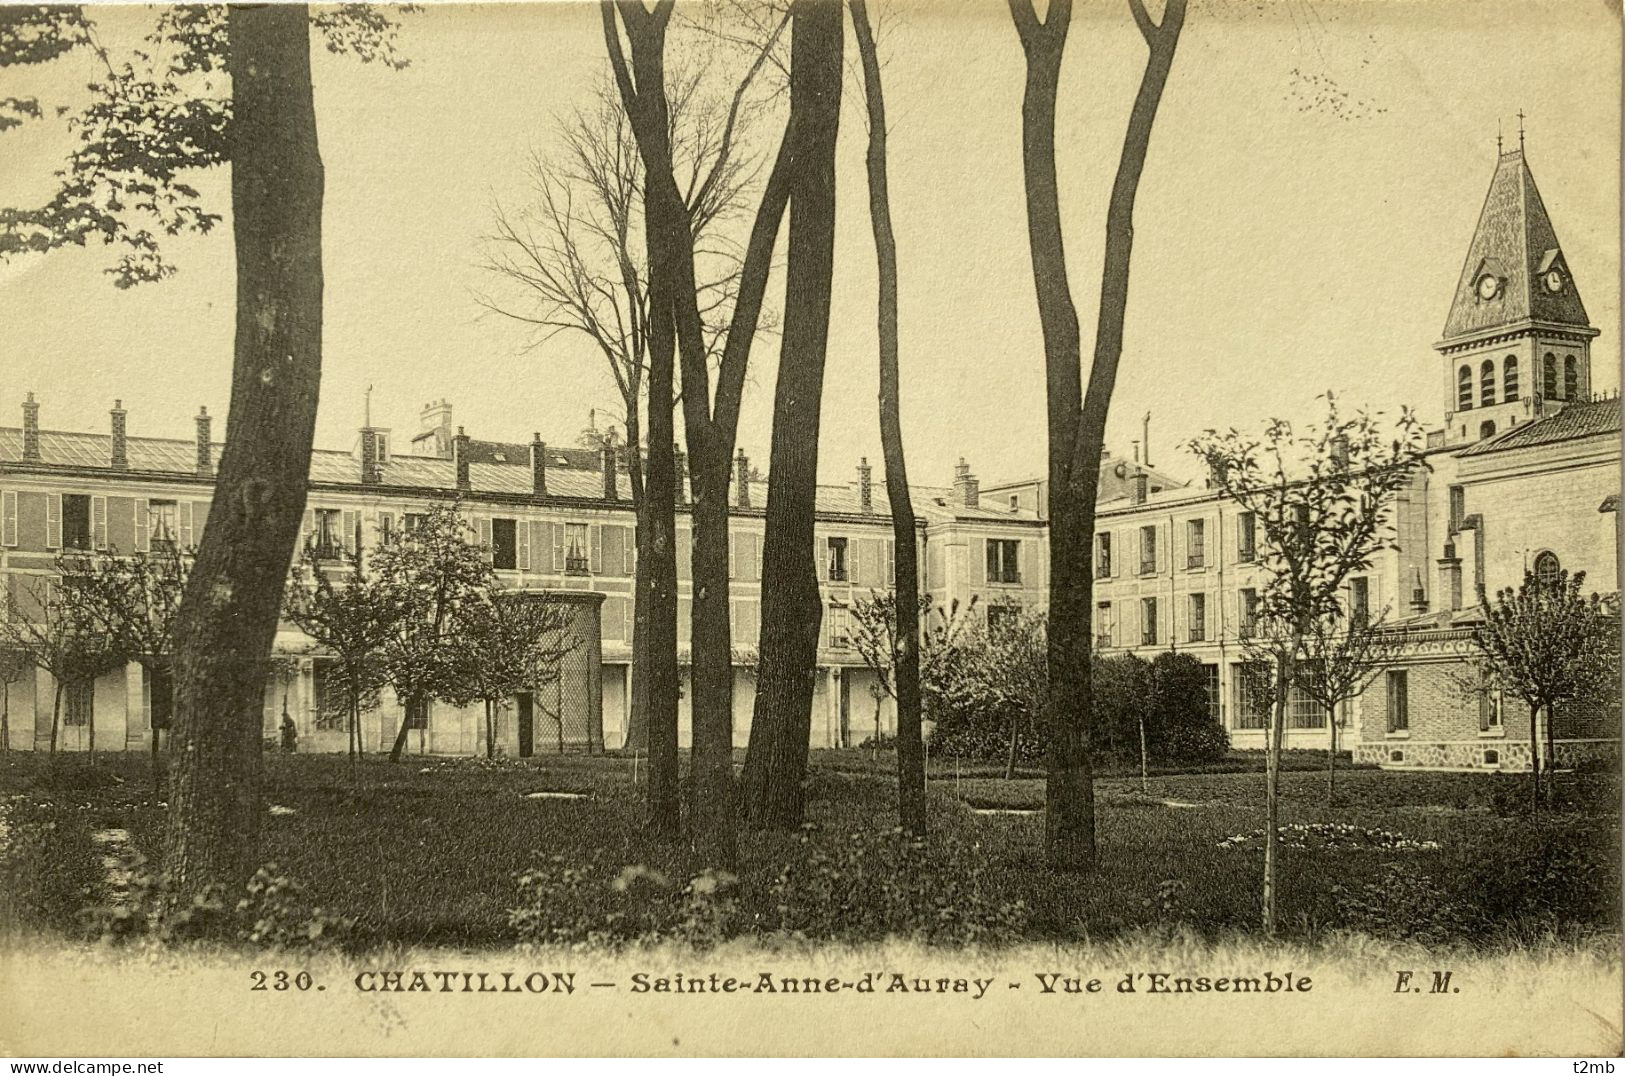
left=516, top=692, right=535, bottom=758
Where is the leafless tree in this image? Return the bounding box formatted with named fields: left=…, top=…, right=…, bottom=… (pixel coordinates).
left=1188, top=394, right=1426, bottom=935
left=1007, top=0, right=1188, bottom=872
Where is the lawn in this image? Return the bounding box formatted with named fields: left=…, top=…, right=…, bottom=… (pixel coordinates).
left=0, top=748, right=1616, bottom=952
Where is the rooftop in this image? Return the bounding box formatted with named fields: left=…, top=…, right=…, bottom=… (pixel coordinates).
left=1457, top=394, right=1621, bottom=457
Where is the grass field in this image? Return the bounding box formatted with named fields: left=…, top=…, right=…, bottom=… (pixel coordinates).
left=0, top=748, right=1617, bottom=952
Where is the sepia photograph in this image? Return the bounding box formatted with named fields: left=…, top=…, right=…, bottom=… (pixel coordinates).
left=0, top=0, right=1619, bottom=1060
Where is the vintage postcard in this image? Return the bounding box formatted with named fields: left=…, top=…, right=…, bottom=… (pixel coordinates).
left=0, top=0, right=1619, bottom=1060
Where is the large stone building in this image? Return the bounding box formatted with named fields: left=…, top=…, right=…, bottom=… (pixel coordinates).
left=0, top=145, right=1616, bottom=769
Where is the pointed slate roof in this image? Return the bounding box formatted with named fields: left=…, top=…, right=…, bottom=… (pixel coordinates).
left=1441, top=149, right=1591, bottom=341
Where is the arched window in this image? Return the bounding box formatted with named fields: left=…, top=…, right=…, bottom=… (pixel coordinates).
left=1457, top=365, right=1474, bottom=410
left=1543, top=354, right=1559, bottom=398
left=1480, top=359, right=1495, bottom=406
left=1564, top=355, right=1579, bottom=399
left=1479, top=420, right=1497, bottom=439
left=1533, top=550, right=1561, bottom=589
left=1503, top=356, right=1519, bottom=401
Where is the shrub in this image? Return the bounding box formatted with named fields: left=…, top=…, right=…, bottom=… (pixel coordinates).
left=508, top=858, right=741, bottom=951
left=763, top=826, right=1029, bottom=947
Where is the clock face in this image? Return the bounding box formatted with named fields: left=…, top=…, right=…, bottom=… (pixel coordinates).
left=1544, top=268, right=1566, bottom=293
left=1476, top=273, right=1502, bottom=300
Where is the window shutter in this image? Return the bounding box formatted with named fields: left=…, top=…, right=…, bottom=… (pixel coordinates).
left=301, top=509, right=314, bottom=552
left=378, top=511, right=395, bottom=544
left=1479, top=689, right=1493, bottom=732
left=477, top=517, right=493, bottom=563
left=193, top=501, right=208, bottom=545
left=1, top=491, right=15, bottom=548
left=551, top=523, right=564, bottom=572
left=181, top=502, right=196, bottom=549
left=91, top=496, right=107, bottom=550
left=729, top=531, right=739, bottom=580
left=45, top=493, right=61, bottom=550
left=517, top=519, right=531, bottom=570
left=1386, top=674, right=1399, bottom=733
left=626, top=526, right=638, bottom=576
left=816, top=536, right=827, bottom=581
left=851, top=540, right=864, bottom=587
left=591, top=525, right=603, bottom=574
left=885, top=539, right=895, bottom=584
left=134, top=499, right=150, bottom=553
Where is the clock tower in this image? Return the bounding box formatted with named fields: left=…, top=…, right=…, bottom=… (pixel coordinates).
left=1435, top=142, right=1598, bottom=446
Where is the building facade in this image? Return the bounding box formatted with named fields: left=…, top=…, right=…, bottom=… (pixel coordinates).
left=0, top=146, right=1616, bottom=769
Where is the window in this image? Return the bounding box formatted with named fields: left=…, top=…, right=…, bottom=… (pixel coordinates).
left=827, top=604, right=852, bottom=649
left=1349, top=576, right=1370, bottom=623
left=147, top=665, right=173, bottom=732
left=1288, top=682, right=1326, bottom=729
left=1480, top=687, right=1503, bottom=732
left=987, top=604, right=1018, bottom=635
left=826, top=537, right=849, bottom=582
left=150, top=499, right=180, bottom=552
left=63, top=679, right=93, bottom=727
left=1479, top=359, right=1495, bottom=407
left=1448, top=484, right=1465, bottom=530
left=1533, top=550, right=1561, bottom=589
left=1203, top=664, right=1220, bottom=725
left=1503, top=356, right=1519, bottom=401
left=565, top=523, right=590, bottom=574
left=1187, top=592, right=1206, bottom=642
left=311, top=661, right=343, bottom=730
left=1240, top=587, right=1260, bottom=635
left=404, top=512, right=427, bottom=533
left=62, top=494, right=91, bottom=551
left=1385, top=670, right=1409, bottom=732
left=986, top=539, right=1020, bottom=584
left=1186, top=519, right=1206, bottom=568
left=1095, top=601, right=1112, bottom=649
left=404, top=696, right=429, bottom=730
left=492, top=518, right=517, bottom=570
left=1564, top=355, right=1578, bottom=399
left=1138, top=525, right=1157, bottom=575
left=1543, top=353, right=1558, bottom=399
left=1237, top=512, right=1256, bottom=562
left=1096, top=532, right=1112, bottom=577
left=1232, top=664, right=1269, bottom=730
left=1479, top=420, right=1496, bottom=439
left=1482, top=748, right=1499, bottom=766
left=1457, top=365, right=1473, bottom=410
left=1009, top=495, right=1020, bottom=510
left=1140, top=597, right=1158, bottom=646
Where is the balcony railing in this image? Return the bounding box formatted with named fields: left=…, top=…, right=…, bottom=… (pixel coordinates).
left=564, top=554, right=590, bottom=575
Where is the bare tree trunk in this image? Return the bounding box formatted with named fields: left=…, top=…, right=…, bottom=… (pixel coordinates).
left=1262, top=646, right=1292, bottom=936
left=1327, top=706, right=1336, bottom=801
left=741, top=0, right=844, bottom=833
left=1006, top=712, right=1020, bottom=782
left=162, top=4, right=322, bottom=906
left=1544, top=701, right=1557, bottom=803
left=851, top=0, right=925, bottom=840
left=1, top=681, right=8, bottom=751
left=1529, top=701, right=1541, bottom=812
left=1138, top=713, right=1149, bottom=794
left=87, top=679, right=96, bottom=763
left=1010, top=0, right=1185, bottom=872
left=49, top=681, right=60, bottom=755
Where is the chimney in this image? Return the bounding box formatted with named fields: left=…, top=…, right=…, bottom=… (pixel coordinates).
left=530, top=433, right=548, bottom=496
left=419, top=399, right=454, bottom=459
left=109, top=399, right=127, bottom=470
left=603, top=444, right=619, bottom=501
left=21, top=393, right=39, bottom=462
left=858, top=457, right=873, bottom=514
left=953, top=458, right=979, bottom=509
left=1410, top=568, right=1429, bottom=615
left=673, top=444, right=687, bottom=505
left=195, top=406, right=213, bottom=475
left=1142, top=412, right=1152, bottom=467
left=360, top=426, right=380, bottom=485
left=1133, top=472, right=1149, bottom=505
left=453, top=426, right=471, bottom=491
left=1438, top=542, right=1463, bottom=612
left=736, top=450, right=751, bottom=508
left=1330, top=434, right=1350, bottom=469
left=1206, top=457, right=1229, bottom=491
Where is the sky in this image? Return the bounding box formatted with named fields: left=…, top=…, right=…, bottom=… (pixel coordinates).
left=1, top=0, right=1619, bottom=491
